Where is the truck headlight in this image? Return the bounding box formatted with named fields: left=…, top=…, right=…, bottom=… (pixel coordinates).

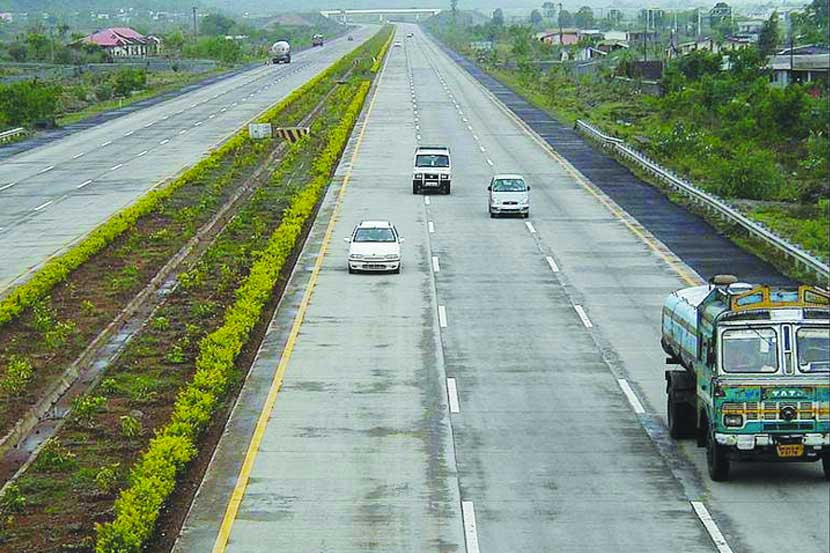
left=724, top=414, right=743, bottom=427
left=414, top=173, right=423, bottom=179
left=440, top=174, right=449, bottom=180
left=349, top=254, right=364, bottom=260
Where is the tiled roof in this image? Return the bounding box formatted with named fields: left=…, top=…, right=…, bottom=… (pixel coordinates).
left=83, top=27, right=147, bottom=47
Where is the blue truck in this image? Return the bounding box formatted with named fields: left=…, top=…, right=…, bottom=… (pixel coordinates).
left=662, top=276, right=830, bottom=481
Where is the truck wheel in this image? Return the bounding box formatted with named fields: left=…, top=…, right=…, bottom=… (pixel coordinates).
left=348, top=266, right=355, bottom=274
left=707, top=429, right=730, bottom=481
left=667, top=392, right=696, bottom=439
left=444, top=183, right=451, bottom=195
left=412, top=183, right=419, bottom=194
left=822, top=453, right=830, bottom=481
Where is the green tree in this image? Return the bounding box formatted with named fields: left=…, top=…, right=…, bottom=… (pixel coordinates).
left=574, top=6, right=594, bottom=29
left=112, top=68, right=147, bottom=97
left=200, top=13, right=237, bottom=36
left=0, top=80, right=61, bottom=127
left=451, top=0, right=458, bottom=17
left=492, top=8, right=504, bottom=27
left=558, top=9, right=573, bottom=27
left=758, top=11, right=779, bottom=56
left=530, top=9, right=543, bottom=27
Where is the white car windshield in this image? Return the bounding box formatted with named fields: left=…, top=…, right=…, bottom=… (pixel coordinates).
left=797, top=327, right=830, bottom=373
left=416, top=154, right=449, bottom=168
left=492, top=178, right=526, bottom=192
left=354, top=228, right=396, bottom=242
left=721, top=327, right=779, bottom=373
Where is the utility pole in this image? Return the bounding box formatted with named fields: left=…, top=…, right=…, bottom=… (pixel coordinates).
left=558, top=2, right=563, bottom=48
left=643, top=10, right=648, bottom=61
left=192, top=7, right=197, bottom=36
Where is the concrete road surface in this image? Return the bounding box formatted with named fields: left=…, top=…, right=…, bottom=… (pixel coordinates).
left=174, top=25, right=829, bottom=553
left=0, top=27, right=376, bottom=294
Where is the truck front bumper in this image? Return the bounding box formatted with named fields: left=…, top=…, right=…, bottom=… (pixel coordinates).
left=715, top=432, right=830, bottom=461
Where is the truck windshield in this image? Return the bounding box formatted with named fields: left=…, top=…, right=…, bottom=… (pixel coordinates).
left=721, top=327, right=779, bottom=373
left=416, top=155, right=449, bottom=168
left=797, top=327, right=830, bottom=373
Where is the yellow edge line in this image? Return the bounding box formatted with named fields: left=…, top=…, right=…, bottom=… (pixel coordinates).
left=210, top=42, right=389, bottom=553
left=428, top=39, right=701, bottom=287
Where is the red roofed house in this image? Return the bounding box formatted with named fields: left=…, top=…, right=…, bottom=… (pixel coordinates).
left=81, top=27, right=160, bottom=58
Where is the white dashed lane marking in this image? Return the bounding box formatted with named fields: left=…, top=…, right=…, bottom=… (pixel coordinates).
left=77, top=179, right=93, bottom=189
left=617, top=379, right=646, bottom=414
left=446, top=378, right=460, bottom=413
left=462, top=501, right=481, bottom=553
left=524, top=221, right=536, bottom=234
left=432, top=256, right=440, bottom=273
left=34, top=200, right=52, bottom=212
left=691, top=501, right=735, bottom=553
left=545, top=256, right=560, bottom=273
left=428, top=221, right=435, bottom=233
left=573, top=305, right=592, bottom=328
left=438, top=305, right=448, bottom=328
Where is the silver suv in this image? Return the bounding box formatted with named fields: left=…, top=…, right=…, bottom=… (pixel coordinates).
left=412, top=145, right=451, bottom=194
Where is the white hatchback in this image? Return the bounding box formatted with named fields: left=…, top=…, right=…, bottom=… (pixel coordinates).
left=488, top=174, right=530, bottom=218
left=345, top=220, right=403, bottom=274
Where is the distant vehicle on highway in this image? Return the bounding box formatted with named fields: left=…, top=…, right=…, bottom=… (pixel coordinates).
left=662, top=276, right=830, bottom=481
left=345, top=220, right=403, bottom=274
left=488, top=174, right=530, bottom=218
left=312, top=34, right=324, bottom=47
left=412, top=145, right=451, bottom=194
left=270, top=41, right=291, bottom=64
left=407, top=32, right=414, bottom=38
left=394, top=41, right=402, bottom=47
left=347, top=35, right=354, bottom=41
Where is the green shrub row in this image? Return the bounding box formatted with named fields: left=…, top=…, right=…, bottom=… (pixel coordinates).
left=94, top=79, right=372, bottom=553
left=0, top=27, right=392, bottom=330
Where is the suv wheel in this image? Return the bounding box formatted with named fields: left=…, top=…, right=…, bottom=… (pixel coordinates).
left=444, top=183, right=451, bottom=195
left=412, top=183, right=419, bottom=194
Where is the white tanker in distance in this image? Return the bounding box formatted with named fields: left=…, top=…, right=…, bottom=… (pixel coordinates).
left=270, top=41, right=291, bottom=64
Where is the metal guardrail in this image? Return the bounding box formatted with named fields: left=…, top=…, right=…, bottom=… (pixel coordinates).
left=574, top=119, right=829, bottom=282
left=0, top=127, right=25, bottom=143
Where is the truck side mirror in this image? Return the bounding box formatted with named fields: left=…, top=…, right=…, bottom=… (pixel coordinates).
left=526, top=185, right=531, bottom=191
left=343, top=237, right=350, bottom=243
left=487, top=185, right=492, bottom=191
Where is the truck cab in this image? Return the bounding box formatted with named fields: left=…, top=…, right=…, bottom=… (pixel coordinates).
left=412, top=146, right=451, bottom=194
left=312, top=34, right=324, bottom=47
left=662, top=277, right=830, bottom=481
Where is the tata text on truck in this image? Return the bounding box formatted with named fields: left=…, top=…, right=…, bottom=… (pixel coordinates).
left=662, top=276, right=830, bottom=481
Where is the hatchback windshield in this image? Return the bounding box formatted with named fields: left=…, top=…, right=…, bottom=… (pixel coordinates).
left=415, top=154, right=449, bottom=168
left=721, top=327, right=779, bottom=373
left=797, top=327, right=830, bottom=373
left=354, top=227, right=396, bottom=242
left=492, top=178, right=526, bottom=192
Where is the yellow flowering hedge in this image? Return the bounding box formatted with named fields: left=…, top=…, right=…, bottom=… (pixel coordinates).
left=95, top=80, right=372, bottom=553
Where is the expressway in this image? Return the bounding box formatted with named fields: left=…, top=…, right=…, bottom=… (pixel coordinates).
left=0, top=26, right=376, bottom=294
left=174, top=24, right=829, bottom=553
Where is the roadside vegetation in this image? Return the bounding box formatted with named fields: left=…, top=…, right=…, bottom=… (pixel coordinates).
left=0, top=12, right=347, bottom=130
left=0, top=25, right=392, bottom=553
left=427, top=4, right=829, bottom=267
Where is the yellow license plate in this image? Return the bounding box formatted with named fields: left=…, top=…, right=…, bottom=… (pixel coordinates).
left=776, top=444, right=804, bottom=458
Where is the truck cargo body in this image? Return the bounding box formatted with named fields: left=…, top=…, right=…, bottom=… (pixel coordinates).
left=662, top=281, right=830, bottom=481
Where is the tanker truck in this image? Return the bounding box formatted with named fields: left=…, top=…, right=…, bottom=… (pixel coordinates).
left=270, top=41, right=291, bottom=64
left=662, top=275, right=829, bottom=481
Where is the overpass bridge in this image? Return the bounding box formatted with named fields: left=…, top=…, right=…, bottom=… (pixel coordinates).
left=320, top=8, right=442, bottom=23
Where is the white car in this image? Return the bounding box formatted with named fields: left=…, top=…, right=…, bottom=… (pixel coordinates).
left=345, top=220, right=403, bottom=274
left=394, top=41, right=402, bottom=47
left=488, top=174, right=530, bottom=218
